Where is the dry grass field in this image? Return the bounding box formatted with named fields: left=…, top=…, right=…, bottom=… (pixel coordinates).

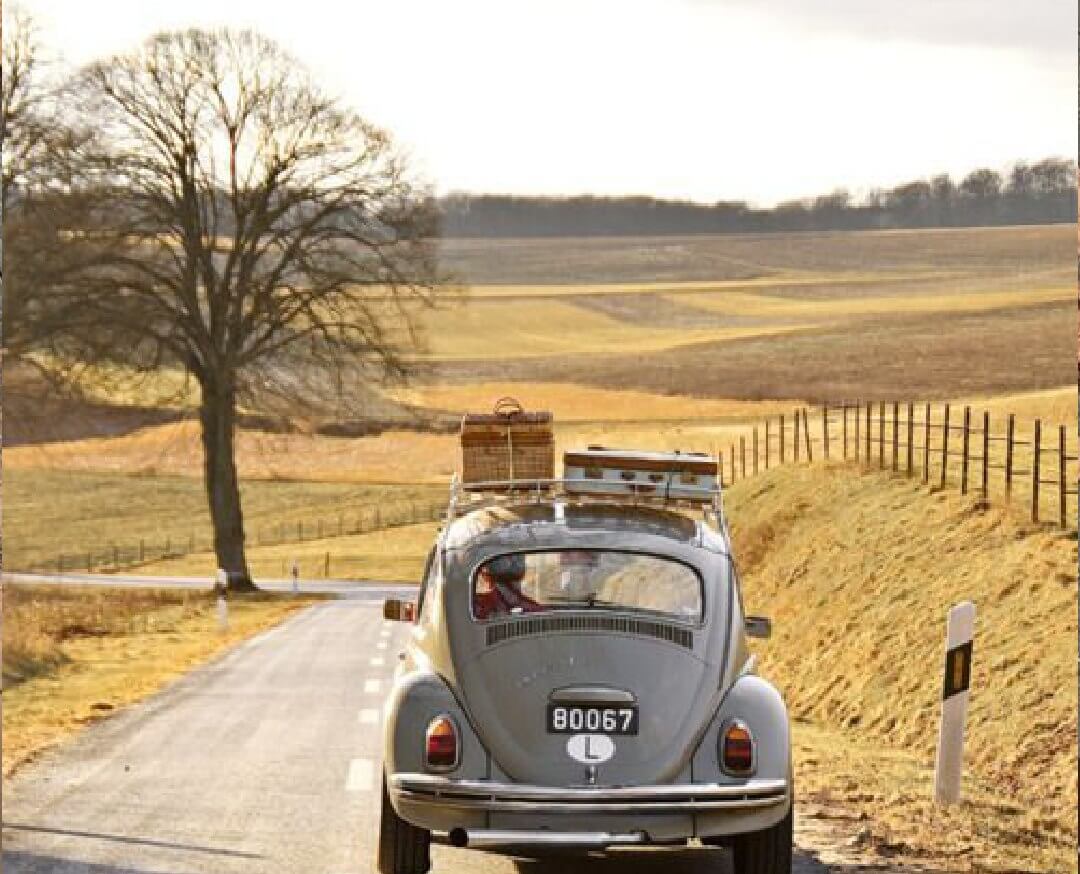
left=438, top=224, right=1073, bottom=285
left=726, top=463, right=1076, bottom=873
left=139, top=520, right=441, bottom=582
left=422, top=225, right=1074, bottom=402
left=3, top=585, right=317, bottom=775
left=2, top=468, right=442, bottom=572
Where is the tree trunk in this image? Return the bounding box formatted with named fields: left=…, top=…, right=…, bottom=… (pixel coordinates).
left=198, top=377, right=255, bottom=591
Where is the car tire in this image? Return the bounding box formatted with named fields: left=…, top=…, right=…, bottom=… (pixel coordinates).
left=377, top=776, right=431, bottom=874
left=729, top=798, right=793, bottom=874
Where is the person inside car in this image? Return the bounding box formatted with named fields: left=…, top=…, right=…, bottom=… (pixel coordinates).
left=473, top=553, right=541, bottom=619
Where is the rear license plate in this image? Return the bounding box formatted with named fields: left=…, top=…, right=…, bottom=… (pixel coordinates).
left=547, top=705, right=638, bottom=735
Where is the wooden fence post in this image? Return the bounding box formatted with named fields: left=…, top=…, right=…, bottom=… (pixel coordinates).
left=803, top=409, right=813, bottom=462
left=740, top=436, right=747, bottom=480
left=878, top=401, right=885, bottom=469
left=961, top=406, right=971, bottom=495
left=923, top=403, right=931, bottom=484
left=822, top=405, right=830, bottom=460
left=730, top=444, right=736, bottom=483
left=940, top=404, right=950, bottom=489
left=854, top=400, right=861, bottom=462
left=780, top=415, right=786, bottom=464
left=794, top=410, right=801, bottom=462
left=765, top=421, right=771, bottom=470
left=1059, top=425, right=1067, bottom=528
left=982, top=411, right=990, bottom=505
left=719, top=453, right=725, bottom=488
left=1005, top=414, right=1015, bottom=496
left=892, top=402, right=899, bottom=472
left=324, top=551, right=331, bottom=578
left=865, top=402, right=872, bottom=462
left=907, top=403, right=915, bottom=476
left=1032, top=419, right=1041, bottom=522
left=843, top=403, right=849, bottom=459
left=139, top=539, right=145, bottom=562
left=753, top=427, right=759, bottom=475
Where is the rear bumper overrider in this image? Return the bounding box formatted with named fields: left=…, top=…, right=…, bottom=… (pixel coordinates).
left=390, top=773, right=788, bottom=815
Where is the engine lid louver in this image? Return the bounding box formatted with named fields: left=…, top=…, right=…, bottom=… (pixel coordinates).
left=485, top=614, right=693, bottom=649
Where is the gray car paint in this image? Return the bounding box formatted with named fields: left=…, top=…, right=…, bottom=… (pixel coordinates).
left=383, top=501, right=791, bottom=841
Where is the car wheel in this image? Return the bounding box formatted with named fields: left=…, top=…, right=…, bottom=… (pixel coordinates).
left=377, top=776, right=431, bottom=874
left=729, top=800, right=793, bottom=874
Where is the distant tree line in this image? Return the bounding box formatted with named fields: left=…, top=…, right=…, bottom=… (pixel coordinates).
left=441, top=158, right=1077, bottom=237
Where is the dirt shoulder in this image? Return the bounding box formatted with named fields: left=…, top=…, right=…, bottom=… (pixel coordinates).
left=3, top=585, right=320, bottom=777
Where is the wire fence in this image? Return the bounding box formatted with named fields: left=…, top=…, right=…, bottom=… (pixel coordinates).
left=18, top=498, right=446, bottom=576
left=717, top=400, right=1078, bottom=530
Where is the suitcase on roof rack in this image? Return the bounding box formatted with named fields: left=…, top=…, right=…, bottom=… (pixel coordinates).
left=563, top=447, right=719, bottom=503
left=461, top=397, right=554, bottom=489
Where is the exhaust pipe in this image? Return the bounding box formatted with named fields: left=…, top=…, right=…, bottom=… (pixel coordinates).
left=447, top=828, right=646, bottom=850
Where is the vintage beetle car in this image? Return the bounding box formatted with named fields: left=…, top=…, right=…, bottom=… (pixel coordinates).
left=378, top=483, right=792, bottom=874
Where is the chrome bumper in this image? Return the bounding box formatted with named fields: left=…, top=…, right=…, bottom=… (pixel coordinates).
left=390, top=774, right=788, bottom=815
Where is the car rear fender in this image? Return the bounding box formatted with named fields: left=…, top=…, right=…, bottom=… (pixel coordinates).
left=384, top=669, right=488, bottom=782
left=691, top=673, right=791, bottom=788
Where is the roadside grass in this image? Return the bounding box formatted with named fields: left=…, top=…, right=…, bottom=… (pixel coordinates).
left=792, top=721, right=1075, bottom=873
left=2, top=468, right=442, bottom=572
left=2, top=584, right=319, bottom=776
left=138, top=521, right=440, bottom=582
left=725, top=463, right=1076, bottom=872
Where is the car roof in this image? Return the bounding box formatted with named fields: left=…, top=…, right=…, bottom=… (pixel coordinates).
left=443, top=501, right=704, bottom=551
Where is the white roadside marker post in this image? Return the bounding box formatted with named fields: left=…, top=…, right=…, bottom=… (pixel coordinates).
left=215, top=568, right=229, bottom=633
left=290, top=559, right=300, bottom=595
left=934, top=600, right=975, bottom=804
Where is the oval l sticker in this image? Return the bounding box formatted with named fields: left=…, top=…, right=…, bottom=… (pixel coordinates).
left=566, top=734, right=615, bottom=764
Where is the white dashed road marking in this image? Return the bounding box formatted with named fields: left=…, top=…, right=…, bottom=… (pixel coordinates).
left=363, top=679, right=382, bottom=695
left=370, top=656, right=385, bottom=667
left=376, top=641, right=388, bottom=650
left=358, top=709, right=380, bottom=725
left=345, top=758, right=374, bottom=793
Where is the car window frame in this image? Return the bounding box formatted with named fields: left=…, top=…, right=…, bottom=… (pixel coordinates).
left=416, top=545, right=438, bottom=620
left=468, top=548, right=707, bottom=628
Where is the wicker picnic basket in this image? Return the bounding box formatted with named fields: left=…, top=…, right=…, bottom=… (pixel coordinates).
left=460, top=397, right=554, bottom=488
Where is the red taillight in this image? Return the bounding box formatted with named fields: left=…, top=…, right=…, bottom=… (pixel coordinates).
left=425, top=715, right=459, bottom=771
left=721, top=720, right=755, bottom=775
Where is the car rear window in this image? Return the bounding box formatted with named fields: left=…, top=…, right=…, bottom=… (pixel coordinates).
left=472, top=550, right=702, bottom=624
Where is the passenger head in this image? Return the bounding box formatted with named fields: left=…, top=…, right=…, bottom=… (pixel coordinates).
left=481, top=553, right=528, bottom=586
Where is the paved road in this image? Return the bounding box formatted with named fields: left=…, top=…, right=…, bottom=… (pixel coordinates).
left=3, top=600, right=838, bottom=873
left=3, top=571, right=417, bottom=599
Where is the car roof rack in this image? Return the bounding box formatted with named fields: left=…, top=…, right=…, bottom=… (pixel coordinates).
left=445, top=475, right=727, bottom=533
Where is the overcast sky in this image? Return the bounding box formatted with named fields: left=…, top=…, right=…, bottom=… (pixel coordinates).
left=18, top=0, right=1077, bottom=206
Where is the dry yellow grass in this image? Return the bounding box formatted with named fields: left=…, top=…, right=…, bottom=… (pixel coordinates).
left=957, top=386, right=1077, bottom=428
left=3, top=585, right=317, bottom=776
left=386, top=382, right=802, bottom=422
left=140, top=521, right=440, bottom=582
left=6, top=420, right=461, bottom=484
left=669, top=285, right=1072, bottom=320
left=410, top=297, right=805, bottom=360
left=726, top=463, right=1076, bottom=872
left=458, top=269, right=960, bottom=298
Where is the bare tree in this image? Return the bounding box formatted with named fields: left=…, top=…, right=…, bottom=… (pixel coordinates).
left=55, top=29, right=441, bottom=588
